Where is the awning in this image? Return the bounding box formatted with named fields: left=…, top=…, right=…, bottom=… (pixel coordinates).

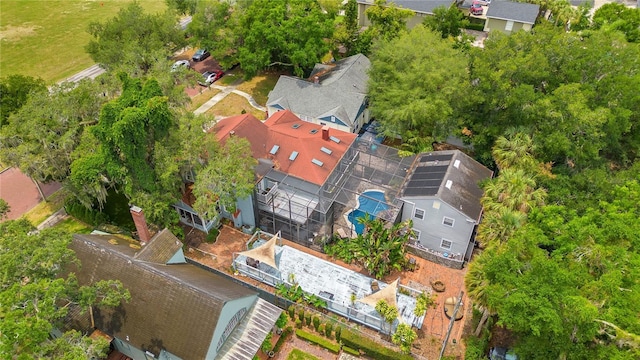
left=215, top=298, right=282, bottom=360
left=237, top=234, right=279, bottom=270
left=358, top=278, right=399, bottom=311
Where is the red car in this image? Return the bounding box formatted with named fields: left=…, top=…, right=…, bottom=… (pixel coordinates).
left=471, top=1, right=483, bottom=15
left=198, top=70, right=224, bottom=86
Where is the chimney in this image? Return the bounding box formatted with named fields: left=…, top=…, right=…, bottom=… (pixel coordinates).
left=322, top=126, right=330, bottom=141
left=314, top=76, right=319, bottom=84
left=130, top=206, right=152, bottom=245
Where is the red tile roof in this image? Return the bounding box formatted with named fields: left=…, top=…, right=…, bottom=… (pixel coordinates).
left=211, top=110, right=357, bottom=185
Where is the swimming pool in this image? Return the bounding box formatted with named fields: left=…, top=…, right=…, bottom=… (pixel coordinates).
left=346, top=190, right=388, bottom=235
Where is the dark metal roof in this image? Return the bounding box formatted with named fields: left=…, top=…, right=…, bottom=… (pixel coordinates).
left=134, top=228, right=183, bottom=264
left=69, top=234, right=257, bottom=360
left=486, top=1, right=540, bottom=24
left=401, top=150, right=493, bottom=220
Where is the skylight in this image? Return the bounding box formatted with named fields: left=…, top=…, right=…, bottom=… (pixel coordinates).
left=289, top=151, right=299, bottom=161
left=445, top=180, right=453, bottom=189
left=329, top=136, right=341, bottom=143
left=309, top=129, right=318, bottom=134
left=453, top=159, right=460, bottom=168
left=320, top=147, right=332, bottom=155
left=311, top=158, right=324, bottom=167
left=291, top=123, right=301, bottom=129
left=269, top=145, right=280, bottom=155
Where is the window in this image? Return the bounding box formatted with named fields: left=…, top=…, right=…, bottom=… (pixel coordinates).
left=441, top=239, right=452, bottom=250
left=414, top=208, right=425, bottom=220
left=505, top=21, right=514, bottom=31
left=443, top=217, right=454, bottom=227
left=411, top=229, right=421, bottom=241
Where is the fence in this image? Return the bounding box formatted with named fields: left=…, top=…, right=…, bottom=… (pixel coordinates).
left=407, top=243, right=465, bottom=269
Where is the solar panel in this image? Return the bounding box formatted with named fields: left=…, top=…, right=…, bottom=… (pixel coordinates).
left=404, top=187, right=439, bottom=196
left=410, top=172, right=447, bottom=181
left=414, top=165, right=449, bottom=173
left=420, top=154, right=453, bottom=162
left=406, top=179, right=443, bottom=188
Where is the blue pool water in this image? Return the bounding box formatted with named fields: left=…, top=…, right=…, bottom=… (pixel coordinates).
left=347, top=190, right=388, bottom=235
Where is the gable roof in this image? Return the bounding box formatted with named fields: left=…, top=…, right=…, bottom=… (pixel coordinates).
left=356, top=0, right=453, bottom=15
left=486, top=1, right=540, bottom=24
left=212, top=111, right=357, bottom=186
left=267, top=54, right=370, bottom=128
left=68, top=233, right=257, bottom=359
left=134, top=228, right=183, bottom=264
left=400, top=150, right=493, bottom=221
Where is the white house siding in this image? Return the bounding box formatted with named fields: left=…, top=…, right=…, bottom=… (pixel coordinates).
left=483, top=18, right=531, bottom=33
left=401, top=198, right=475, bottom=257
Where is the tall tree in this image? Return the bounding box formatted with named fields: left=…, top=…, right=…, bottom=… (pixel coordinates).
left=86, top=2, right=186, bottom=73
left=368, top=25, right=469, bottom=148
left=365, top=0, right=414, bottom=41
left=592, top=3, right=640, bottom=43
left=0, top=75, right=46, bottom=127
left=392, top=323, right=417, bottom=354
left=0, top=219, right=130, bottom=359
left=0, top=80, right=109, bottom=185
left=235, top=0, right=335, bottom=77
left=423, top=4, right=469, bottom=39
left=192, top=135, right=258, bottom=220
left=187, top=0, right=239, bottom=69
left=69, top=74, right=180, bottom=226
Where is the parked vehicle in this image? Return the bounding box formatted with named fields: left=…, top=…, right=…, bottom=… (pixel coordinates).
left=470, top=1, right=484, bottom=15
left=192, top=49, right=210, bottom=62
left=171, top=60, right=190, bottom=72
left=198, top=70, right=224, bottom=86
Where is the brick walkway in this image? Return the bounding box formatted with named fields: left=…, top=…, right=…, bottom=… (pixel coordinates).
left=0, top=167, right=61, bottom=221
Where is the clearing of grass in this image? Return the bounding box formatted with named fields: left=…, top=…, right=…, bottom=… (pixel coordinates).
left=286, top=349, right=321, bottom=360
left=0, top=1, right=166, bottom=82
left=235, top=70, right=290, bottom=106
left=206, top=93, right=266, bottom=120
left=22, top=189, right=68, bottom=226
left=55, top=217, right=92, bottom=234
left=188, top=87, right=222, bottom=112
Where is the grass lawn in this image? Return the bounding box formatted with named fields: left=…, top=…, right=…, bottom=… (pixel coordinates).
left=235, top=70, right=289, bottom=106
left=54, top=217, right=92, bottom=234
left=206, top=93, right=266, bottom=120
left=0, top=1, right=166, bottom=83
left=22, top=189, right=68, bottom=227
left=187, top=87, right=221, bottom=112
left=286, top=349, right=321, bottom=360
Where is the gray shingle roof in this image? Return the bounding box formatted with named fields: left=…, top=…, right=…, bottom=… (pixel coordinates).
left=393, top=0, right=456, bottom=14
left=134, top=228, right=184, bottom=264
left=401, top=150, right=493, bottom=220
left=267, top=54, right=370, bottom=127
left=486, top=1, right=540, bottom=24
left=69, top=234, right=257, bottom=360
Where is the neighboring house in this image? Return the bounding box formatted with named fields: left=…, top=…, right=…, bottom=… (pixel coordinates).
left=65, top=229, right=281, bottom=360
left=356, top=0, right=455, bottom=28
left=399, top=150, right=492, bottom=269
left=266, top=54, right=371, bottom=134
left=483, top=1, right=540, bottom=33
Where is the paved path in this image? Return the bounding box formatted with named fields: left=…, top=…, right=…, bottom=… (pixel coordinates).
left=194, top=83, right=267, bottom=115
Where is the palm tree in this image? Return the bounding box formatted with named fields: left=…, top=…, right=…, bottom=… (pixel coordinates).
left=482, top=168, right=546, bottom=214
left=465, top=253, right=496, bottom=336
left=476, top=206, right=526, bottom=247
left=492, top=133, right=536, bottom=172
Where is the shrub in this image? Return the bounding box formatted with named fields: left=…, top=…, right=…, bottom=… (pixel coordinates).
left=325, top=322, right=333, bottom=338
left=298, top=308, right=305, bottom=322
left=312, top=316, right=320, bottom=331
left=273, top=326, right=293, bottom=353
left=205, top=227, right=219, bottom=243
left=464, top=334, right=489, bottom=360
left=334, top=326, right=342, bottom=342
left=295, top=319, right=302, bottom=329
left=64, top=199, right=108, bottom=227
left=276, top=312, right=289, bottom=329
left=341, top=328, right=413, bottom=360
left=261, top=332, right=273, bottom=353
left=342, top=346, right=360, bottom=356
left=288, top=305, right=296, bottom=319
left=305, top=313, right=312, bottom=326
left=295, top=329, right=340, bottom=353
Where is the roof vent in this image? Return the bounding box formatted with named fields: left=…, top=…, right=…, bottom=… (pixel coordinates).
left=291, top=123, right=301, bottom=129
left=320, top=147, right=332, bottom=155
left=269, top=145, right=280, bottom=155
left=310, top=129, right=318, bottom=134
left=289, top=151, right=299, bottom=161
left=311, top=158, right=324, bottom=167
left=445, top=180, right=453, bottom=189
left=453, top=159, right=460, bottom=168
left=329, top=136, right=341, bottom=144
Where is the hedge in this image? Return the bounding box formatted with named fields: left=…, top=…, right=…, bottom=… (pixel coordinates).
left=342, top=346, right=360, bottom=356
left=295, top=329, right=340, bottom=354
left=341, top=328, right=413, bottom=360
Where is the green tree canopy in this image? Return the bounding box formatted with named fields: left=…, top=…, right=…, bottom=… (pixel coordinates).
left=69, top=73, right=181, bottom=226
left=235, top=0, right=335, bottom=77
left=423, top=4, right=469, bottom=39
left=0, top=219, right=130, bottom=359
left=367, top=25, right=469, bottom=150
left=0, top=74, right=46, bottom=127
left=592, top=3, right=640, bottom=43
left=86, top=2, right=186, bottom=73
